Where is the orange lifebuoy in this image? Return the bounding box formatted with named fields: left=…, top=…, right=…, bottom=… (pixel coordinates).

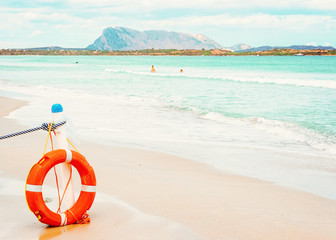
left=25, top=149, right=96, bottom=226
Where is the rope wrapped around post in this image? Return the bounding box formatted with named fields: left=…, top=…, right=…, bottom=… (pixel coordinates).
left=0, top=121, right=66, bottom=140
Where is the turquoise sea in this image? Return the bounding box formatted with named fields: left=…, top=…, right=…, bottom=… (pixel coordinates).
left=1, top=55, right=336, bottom=199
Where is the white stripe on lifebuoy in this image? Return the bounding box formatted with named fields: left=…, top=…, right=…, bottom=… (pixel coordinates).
left=26, top=184, right=42, bottom=192
left=59, top=213, right=67, bottom=226
left=81, top=185, right=96, bottom=192
left=65, top=149, right=72, bottom=163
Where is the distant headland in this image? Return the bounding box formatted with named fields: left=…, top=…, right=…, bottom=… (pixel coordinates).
left=1, top=26, right=335, bottom=56
left=0, top=48, right=335, bottom=56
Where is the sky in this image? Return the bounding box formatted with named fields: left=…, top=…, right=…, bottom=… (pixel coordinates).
left=0, top=0, right=335, bottom=49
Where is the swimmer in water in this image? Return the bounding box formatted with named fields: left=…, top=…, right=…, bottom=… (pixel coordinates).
left=180, top=69, right=183, bottom=73
left=151, top=65, right=156, bottom=72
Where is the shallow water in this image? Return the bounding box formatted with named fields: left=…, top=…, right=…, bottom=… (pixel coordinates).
left=1, top=55, right=336, bottom=199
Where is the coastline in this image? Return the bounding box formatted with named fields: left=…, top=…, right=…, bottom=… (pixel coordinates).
left=1, top=96, right=336, bottom=240
left=1, top=48, right=335, bottom=56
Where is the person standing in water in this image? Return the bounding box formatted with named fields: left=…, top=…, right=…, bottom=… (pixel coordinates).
left=151, top=65, right=156, bottom=72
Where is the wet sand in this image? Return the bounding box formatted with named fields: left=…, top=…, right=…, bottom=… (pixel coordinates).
left=1, top=96, right=336, bottom=240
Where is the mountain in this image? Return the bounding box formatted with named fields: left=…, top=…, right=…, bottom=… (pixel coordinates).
left=86, top=27, right=223, bottom=51
left=237, top=45, right=335, bottom=52
left=229, top=43, right=251, bottom=51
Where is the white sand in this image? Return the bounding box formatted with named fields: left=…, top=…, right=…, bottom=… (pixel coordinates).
left=1, top=96, right=336, bottom=240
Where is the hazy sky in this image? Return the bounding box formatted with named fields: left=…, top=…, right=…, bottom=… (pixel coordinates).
left=1, top=0, right=335, bottom=48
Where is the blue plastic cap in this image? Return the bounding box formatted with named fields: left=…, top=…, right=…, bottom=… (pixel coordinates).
left=51, top=103, right=63, bottom=113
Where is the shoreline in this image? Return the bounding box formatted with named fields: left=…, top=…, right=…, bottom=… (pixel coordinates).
left=1, top=96, right=336, bottom=240
left=1, top=48, right=336, bottom=56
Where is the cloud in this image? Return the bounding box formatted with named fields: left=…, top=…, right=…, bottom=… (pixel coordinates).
left=62, top=0, right=336, bottom=10
left=305, top=41, right=317, bottom=46
left=29, top=30, right=43, bottom=38
left=304, top=0, right=336, bottom=10
left=134, top=13, right=336, bottom=33
left=2, top=2, right=335, bottom=31
left=1, top=0, right=336, bottom=47
left=323, top=42, right=332, bottom=46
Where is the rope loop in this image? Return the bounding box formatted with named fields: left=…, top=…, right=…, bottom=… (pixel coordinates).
left=41, top=121, right=66, bottom=132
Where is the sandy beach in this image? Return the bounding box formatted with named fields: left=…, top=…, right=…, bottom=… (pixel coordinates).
left=1, top=95, right=336, bottom=240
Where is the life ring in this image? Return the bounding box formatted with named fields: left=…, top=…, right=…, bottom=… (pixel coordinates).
left=25, top=149, right=96, bottom=226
